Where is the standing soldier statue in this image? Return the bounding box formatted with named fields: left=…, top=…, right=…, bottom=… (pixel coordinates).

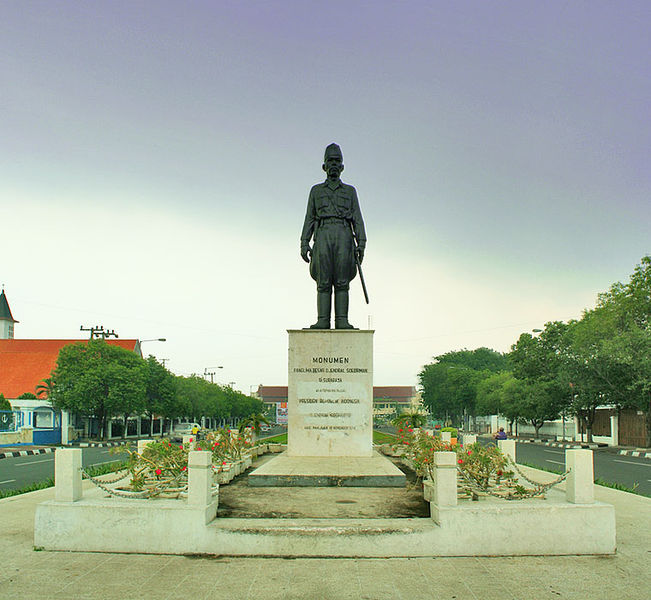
left=301, top=143, right=367, bottom=329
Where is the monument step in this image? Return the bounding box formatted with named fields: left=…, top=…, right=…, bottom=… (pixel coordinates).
left=248, top=451, right=406, bottom=487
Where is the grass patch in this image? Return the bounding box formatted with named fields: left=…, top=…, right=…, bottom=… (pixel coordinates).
left=373, top=430, right=397, bottom=444
left=518, top=461, right=647, bottom=497
left=0, top=460, right=129, bottom=500
left=259, top=433, right=287, bottom=444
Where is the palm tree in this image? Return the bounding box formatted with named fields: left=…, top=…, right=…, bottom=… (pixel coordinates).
left=238, top=413, right=270, bottom=438
left=391, top=411, right=427, bottom=429
left=35, top=377, right=55, bottom=400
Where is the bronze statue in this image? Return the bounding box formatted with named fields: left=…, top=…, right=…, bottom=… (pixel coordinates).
left=301, top=143, right=367, bottom=329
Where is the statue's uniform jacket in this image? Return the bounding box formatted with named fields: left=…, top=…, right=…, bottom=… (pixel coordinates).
left=301, top=178, right=367, bottom=292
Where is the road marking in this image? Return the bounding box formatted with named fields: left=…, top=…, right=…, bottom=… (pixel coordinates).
left=14, top=458, right=54, bottom=466
left=546, top=459, right=565, bottom=465
left=613, top=459, right=651, bottom=468
left=0, top=479, right=16, bottom=484
left=89, top=460, right=124, bottom=466
left=543, top=449, right=564, bottom=454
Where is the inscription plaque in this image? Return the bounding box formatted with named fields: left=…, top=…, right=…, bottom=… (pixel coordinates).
left=287, top=330, right=373, bottom=457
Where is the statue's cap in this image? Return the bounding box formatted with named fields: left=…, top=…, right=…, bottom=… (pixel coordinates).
left=324, top=143, right=343, bottom=160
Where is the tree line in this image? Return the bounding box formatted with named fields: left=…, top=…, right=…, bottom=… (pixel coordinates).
left=419, top=256, right=650, bottom=445
left=44, top=340, right=264, bottom=439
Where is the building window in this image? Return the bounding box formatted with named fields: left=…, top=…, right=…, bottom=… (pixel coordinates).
left=33, top=409, right=54, bottom=429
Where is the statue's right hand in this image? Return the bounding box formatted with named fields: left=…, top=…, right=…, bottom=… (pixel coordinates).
left=301, top=245, right=311, bottom=263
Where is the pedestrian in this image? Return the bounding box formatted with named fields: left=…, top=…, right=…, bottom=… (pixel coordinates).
left=494, top=427, right=507, bottom=440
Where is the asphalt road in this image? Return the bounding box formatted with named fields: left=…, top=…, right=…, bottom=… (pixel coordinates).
left=512, top=441, right=651, bottom=496
left=0, top=446, right=129, bottom=493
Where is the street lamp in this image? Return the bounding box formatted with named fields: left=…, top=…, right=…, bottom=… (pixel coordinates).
left=138, top=338, right=166, bottom=358
left=204, top=366, right=223, bottom=384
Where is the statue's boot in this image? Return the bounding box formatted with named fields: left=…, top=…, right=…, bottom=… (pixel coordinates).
left=334, top=290, right=357, bottom=329
left=309, top=292, right=331, bottom=329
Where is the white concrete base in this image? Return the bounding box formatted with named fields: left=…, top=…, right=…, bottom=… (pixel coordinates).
left=34, top=494, right=218, bottom=554
left=34, top=486, right=615, bottom=556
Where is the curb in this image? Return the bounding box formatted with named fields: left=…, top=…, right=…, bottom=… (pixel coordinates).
left=77, top=441, right=127, bottom=448
left=516, top=439, right=651, bottom=459
left=516, top=439, right=599, bottom=449
left=0, top=440, right=129, bottom=460
left=0, top=447, right=56, bottom=460
left=617, top=449, right=651, bottom=459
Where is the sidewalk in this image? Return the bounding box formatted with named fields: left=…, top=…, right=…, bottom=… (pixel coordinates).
left=1, top=467, right=650, bottom=599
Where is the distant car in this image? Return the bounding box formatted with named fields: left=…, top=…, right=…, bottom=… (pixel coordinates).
left=170, top=422, right=201, bottom=442
left=260, top=425, right=271, bottom=432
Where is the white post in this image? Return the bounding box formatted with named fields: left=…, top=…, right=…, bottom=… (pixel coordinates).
left=137, top=439, right=154, bottom=455
left=566, top=449, right=595, bottom=504
left=55, top=448, right=82, bottom=502
left=432, top=451, right=457, bottom=507
left=188, top=450, right=213, bottom=506
left=440, top=431, right=451, bottom=443
left=610, top=414, right=619, bottom=447
left=463, top=433, right=477, bottom=446
left=60, top=410, right=70, bottom=445
left=498, top=439, right=516, bottom=462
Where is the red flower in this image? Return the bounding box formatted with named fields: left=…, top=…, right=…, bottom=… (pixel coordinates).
left=497, top=470, right=503, bottom=476
left=189, top=438, right=193, bottom=443
left=181, top=466, right=187, bottom=471
left=155, top=468, right=162, bottom=475
left=179, top=445, right=183, bottom=449
left=222, top=460, right=227, bottom=465
left=398, top=428, right=403, bottom=432
left=458, top=459, right=463, bottom=464
left=408, top=428, right=413, bottom=432
left=467, top=450, right=472, bottom=455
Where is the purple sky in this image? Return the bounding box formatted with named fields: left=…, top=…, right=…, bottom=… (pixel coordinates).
left=2, top=1, right=649, bottom=392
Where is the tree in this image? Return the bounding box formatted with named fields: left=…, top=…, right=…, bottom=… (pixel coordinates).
left=51, top=339, right=147, bottom=440
left=419, top=350, right=497, bottom=426
left=391, top=411, right=427, bottom=429
left=509, top=321, right=571, bottom=438
left=475, top=371, right=514, bottom=417
left=35, top=377, right=55, bottom=400
left=0, top=393, right=11, bottom=411
left=17, top=392, right=38, bottom=400
left=239, top=412, right=270, bottom=438
left=142, top=356, right=177, bottom=432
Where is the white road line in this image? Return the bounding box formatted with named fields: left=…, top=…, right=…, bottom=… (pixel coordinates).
left=613, top=459, right=651, bottom=468
left=0, top=479, right=16, bottom=484
left=14, top=458, right=54, bottom=466
left=89, top=460, right=122, bottom=466
left=546, top=459, right=565, bottom=465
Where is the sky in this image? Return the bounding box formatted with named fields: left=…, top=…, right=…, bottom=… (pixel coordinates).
left=1, top=1, right=649, bottom=395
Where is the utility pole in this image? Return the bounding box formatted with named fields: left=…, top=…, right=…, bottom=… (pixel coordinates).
left=80, top=325, right=119, bottom=339
left=204, top=366, right=223, bottom=384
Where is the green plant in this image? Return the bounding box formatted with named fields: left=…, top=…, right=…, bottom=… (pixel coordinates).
left=441, top=426, right=458, bottom=437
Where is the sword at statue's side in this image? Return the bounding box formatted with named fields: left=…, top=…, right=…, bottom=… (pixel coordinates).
left=350, top=225, right=370, bottom=304
left=355, top=251, right=370, bottom=304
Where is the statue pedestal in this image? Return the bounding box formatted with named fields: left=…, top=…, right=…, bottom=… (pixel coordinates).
left=287, top=329, right=373, bottom=457
left=249, top=329, right=405, bottom=487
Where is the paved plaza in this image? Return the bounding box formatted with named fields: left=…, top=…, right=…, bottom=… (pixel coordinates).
left=1, top=468, right=650, bottom=600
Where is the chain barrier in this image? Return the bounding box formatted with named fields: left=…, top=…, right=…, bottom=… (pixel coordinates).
left=81, top=466, right=189, bottom=499
left=454, top=457, right=570, bottom=501
left=506, top=455, right=570, bottom=491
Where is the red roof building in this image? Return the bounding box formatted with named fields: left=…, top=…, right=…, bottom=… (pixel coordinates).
left=0, top=339, right=140, bottom=400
